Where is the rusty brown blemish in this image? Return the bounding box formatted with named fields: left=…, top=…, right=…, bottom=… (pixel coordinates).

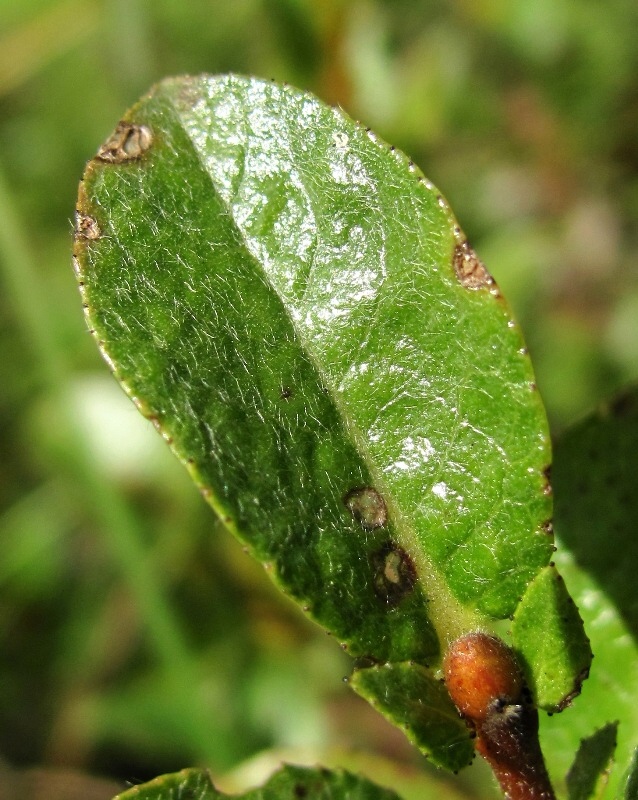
left=453, top=240, right=495, bottom=290
left=370, top=541, right=417, bottom=604
left=344, top=486, right=387, bottom=530
left=96, top=121, right=153, bottom=163
left=74, top=212, right=101, bottom=241
left=280, top=386, right=293, bottom=400
left=556, top=665, right=590, bottom=712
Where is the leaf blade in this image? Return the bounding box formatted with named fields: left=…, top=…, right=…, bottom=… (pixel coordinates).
left=74, top=74, right=559, bottom=766
left=75, top=74, right=553, bottom=643
left=167, top=74, right=553, bottom=622
left=113, top=764, right=403, bottom=800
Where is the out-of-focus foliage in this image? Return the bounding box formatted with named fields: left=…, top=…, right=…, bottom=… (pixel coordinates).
left=0, top=1, right=636, bottom=798
left=112, top=764, right=403, bottom=800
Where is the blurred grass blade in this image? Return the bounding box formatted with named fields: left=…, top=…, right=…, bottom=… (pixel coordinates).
left=0, top=0, right=99, bottom=98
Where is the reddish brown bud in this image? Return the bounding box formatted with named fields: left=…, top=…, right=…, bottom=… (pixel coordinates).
left=443, top=633, right=555, bottom=800
left=443, top=632, right=523, bottom=721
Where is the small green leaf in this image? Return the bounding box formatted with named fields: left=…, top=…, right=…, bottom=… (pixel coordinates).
left=350, top=662, right=474, bottom=773
left=566, top=721, right=618, bottom=800
left=113, top=764, right=402, bottom=800
left=512, top=564, right=592, bottom=712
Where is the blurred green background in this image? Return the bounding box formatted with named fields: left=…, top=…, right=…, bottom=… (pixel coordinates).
left=1, top=0, right=637, bottom=797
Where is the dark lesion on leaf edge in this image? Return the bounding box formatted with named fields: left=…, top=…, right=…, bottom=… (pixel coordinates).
left=556, top=664, right=591, bottom=712
left=74, top=210, right=102, bottom=241
left=452, top=236, right=496, bottom=291
left=95, top=120, right=153, bottom=163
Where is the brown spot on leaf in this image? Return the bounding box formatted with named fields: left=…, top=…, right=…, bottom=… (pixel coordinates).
left=370, top=541, right=417, bottom=604
left=556, top=665, right=590, bottom=712
left=344, top=486, right=387, bottom=530
left=453, top=240, right=495, bottom=290
left=74, top=212, right=101, bottom=241
left=96, top=121, right=153, bottom=163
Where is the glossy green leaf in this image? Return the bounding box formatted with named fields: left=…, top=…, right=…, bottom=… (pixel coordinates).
left=113, top=764, right=402, bottom=800
left=512, top=564, right=592, bottom=712
left=350, top=662, right=474, bottom=773
left=74, top=74, right=557, bottom=763
left=566, top=722, right=618, bottom=800
left=553, top=386, right=638, bottom=641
